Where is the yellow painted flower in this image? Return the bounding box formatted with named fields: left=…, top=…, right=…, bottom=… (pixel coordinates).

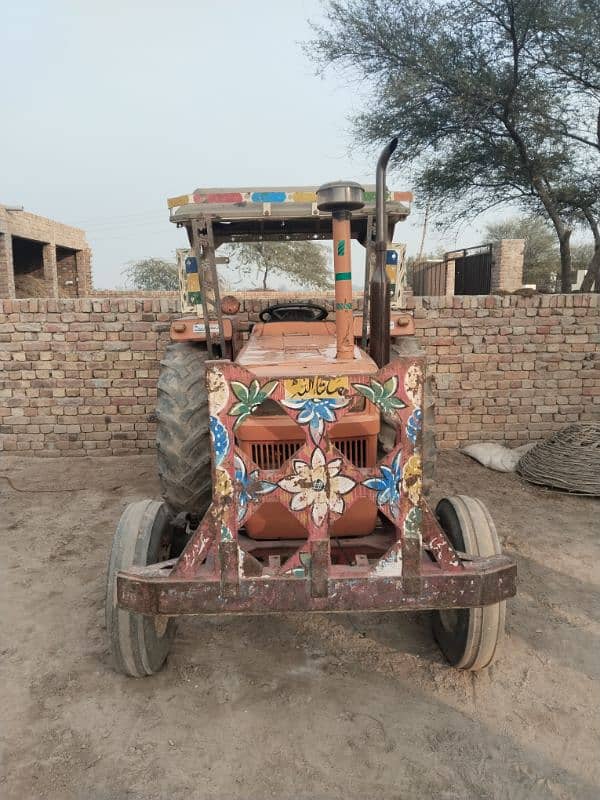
left=402, top=454, right=422, bottom=506
left=278, top=447, right=355, bottom=527
left=207, top=366, right=229, bottom=414
left=404, top=364, right=423, bottom=406
left=214, top=467, right=233, bottom=499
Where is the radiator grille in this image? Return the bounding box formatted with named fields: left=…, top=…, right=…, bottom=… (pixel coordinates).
left=334, top=437, right=368, bottom=467
left=250, top=437, right=369, bottom=470
left=251, top=441, right=304, bottom=470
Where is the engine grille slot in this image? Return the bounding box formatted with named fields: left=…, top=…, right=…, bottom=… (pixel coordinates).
left=334, top=437, right=368, bottom=467
left=251, top=440, right=304, bottom=470
left=250, top=437, right=369, bottom=470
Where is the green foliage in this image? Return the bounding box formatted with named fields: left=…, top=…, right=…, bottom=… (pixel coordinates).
left=123, top=258, right=178, bottom=291
left=571, top=243, right=596, bottom=273
left=484, top=217, right=560, bottom=288
left=228, top=241, right=332, bottom=290
left=308, top=0, right=600, bottom=291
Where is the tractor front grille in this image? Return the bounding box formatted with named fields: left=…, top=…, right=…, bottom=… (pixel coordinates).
left=334, top=437, right=368, bottom=467
left=250, top=437, right=370, bottom=470
left=251, top=441, right=304, bottom=471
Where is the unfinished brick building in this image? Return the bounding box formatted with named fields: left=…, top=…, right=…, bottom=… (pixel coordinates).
left=0, top=206, right=92, bottom=299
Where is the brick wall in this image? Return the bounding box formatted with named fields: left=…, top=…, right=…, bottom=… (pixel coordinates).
left=0, top=206, right=92, bottom=300
left=491, top=239, right=525, bottom=292
left=0, top=293, right=598, bottom=456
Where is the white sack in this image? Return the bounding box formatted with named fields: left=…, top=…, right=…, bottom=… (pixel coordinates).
left=461, top=442, right=535, bottom=473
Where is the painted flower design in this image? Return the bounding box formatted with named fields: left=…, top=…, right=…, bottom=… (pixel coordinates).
left=278, top=447, right=355, bottom=526
left=404, top=505, right=423, bottom=538
left=207, top=366, right=229, bottom=415
left=281, top=397, right=349, bottom=443
left=406, top=407, right=423, bottom=446
left=229, top=379, right=278, bottom=429
left=353, top=375, right=407, bottom=415
left=209, top=415, right=229, bottom=466
left=214, top=467, right=233, bottom=499
left=363, top=450, right=403, bottom=518
left=402, top=453, right=422, bottom=506
left=234, top=454, right=277, bottom=523
left=404, top=364, right=423, bottom=406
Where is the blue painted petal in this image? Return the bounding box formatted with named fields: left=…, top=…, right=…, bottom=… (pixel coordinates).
left=379, top=465, right=395, bottom=485
left=392, top=450, right=403, bottom=476
left=297, top=407, right=314, bottom=424
left=318, top=405, right=336, bottom=422
left=281, top=398, right=305, bottom=409
left=378, top=487, right=391, bottom=505
left=364, top=477, right=387, bottom=492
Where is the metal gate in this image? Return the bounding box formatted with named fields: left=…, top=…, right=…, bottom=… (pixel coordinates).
left=450, top=245, right=492, bottom=295
left=411, top=260, right=446, bottom=295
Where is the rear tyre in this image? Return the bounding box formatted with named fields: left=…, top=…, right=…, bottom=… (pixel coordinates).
left=156, top=342, right=212, bottom=516
left=106, top=499, right=176, bottom=677
left=432, top=495, right=506, bottom=670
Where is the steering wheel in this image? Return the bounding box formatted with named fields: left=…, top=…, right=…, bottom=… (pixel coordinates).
left=259, top=303, right=329, bottom=323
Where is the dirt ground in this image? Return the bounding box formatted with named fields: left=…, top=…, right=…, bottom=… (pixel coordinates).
left=1, top=451, right=599, bottom=800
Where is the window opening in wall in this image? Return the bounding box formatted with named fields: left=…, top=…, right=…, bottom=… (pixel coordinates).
left=11, top=236, right=47, bottom=298
left=56, top=246, right=79, bottom=298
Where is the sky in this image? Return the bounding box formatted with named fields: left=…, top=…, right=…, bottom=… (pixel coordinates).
left=1, top=0, right=495, bottom=289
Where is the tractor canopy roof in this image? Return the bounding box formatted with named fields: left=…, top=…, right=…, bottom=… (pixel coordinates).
left=167, top=185, right=412, bottom=245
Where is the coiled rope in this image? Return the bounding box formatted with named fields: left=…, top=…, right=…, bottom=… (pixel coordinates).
left=517, top=423, right=600, bottom=496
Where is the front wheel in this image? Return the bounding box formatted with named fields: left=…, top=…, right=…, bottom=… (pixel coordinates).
left=432, top=495, right=506, bottom=670
left=106, top=499, right=176, bottom=677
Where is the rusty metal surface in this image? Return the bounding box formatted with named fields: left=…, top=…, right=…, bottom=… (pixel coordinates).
left=117, top=554, right=516, bottom=615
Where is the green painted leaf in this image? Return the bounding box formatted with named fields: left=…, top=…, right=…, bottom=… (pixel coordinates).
left=229, top=401, right=247, bottom=417
left=388, top=396, right=407, bottom=409
left=232, top=411, right=250, bottom=430
left=261, top=380, right=278, bottom=399
left=353, top=383, right=376, bottom=403
left=370, top=379, right=384, bottom=400
left=231, top=381, right=249, bottom=403
left=383, top=375, right=398, bottom=397
left=247, top=379, right=261, bottom=402
left=404, top=506, right=422, bottom=537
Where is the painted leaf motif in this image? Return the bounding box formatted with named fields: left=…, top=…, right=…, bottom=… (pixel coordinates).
left=258, top=380, right=278, bottom=400
left=247, top=379, right=261, bottom=402
left=229, top=401, right=247, bottom=417
left=231, top=381, right=249, bottom=403
left=383, top=375, right=398, bottom=396
left=404, top=506, right=422, bottom=537
left=353, top=384, right=376, bottom=403
left=387, top=396, right=407, bottom=409
left=370, top=379, right=385, bottom=400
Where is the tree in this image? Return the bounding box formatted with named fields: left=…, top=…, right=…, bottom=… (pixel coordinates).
left=308, top=0, right=599, bottom=291
left=484, top=217, right=560, bottom=288
left=123, top=258, right=178, bottom=291
left=227, top=241, right=332, bottom=291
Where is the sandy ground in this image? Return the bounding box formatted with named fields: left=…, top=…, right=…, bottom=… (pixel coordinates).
left=1, top=451, right=599, bottom=800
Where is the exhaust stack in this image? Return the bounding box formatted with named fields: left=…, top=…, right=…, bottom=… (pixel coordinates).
left=369, top=138, right=399, bottom=367
left=316, top=181, right=365, bottom=361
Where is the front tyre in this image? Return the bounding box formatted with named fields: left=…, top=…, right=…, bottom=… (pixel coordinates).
left=106, top=499, right=175, bottom=677
left=432, top=495, right=506, bottom=670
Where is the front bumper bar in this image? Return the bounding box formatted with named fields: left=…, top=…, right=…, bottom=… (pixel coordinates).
left=117, top=554, right=516, bottom=616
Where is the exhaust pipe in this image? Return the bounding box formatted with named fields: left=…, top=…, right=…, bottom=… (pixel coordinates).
left=369, top=137, right=398, bottom=367
left=316, top=180, right=365, bottom=361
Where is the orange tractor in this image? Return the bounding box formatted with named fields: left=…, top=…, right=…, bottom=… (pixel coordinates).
left=106, top=141, right=516, bottom=676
